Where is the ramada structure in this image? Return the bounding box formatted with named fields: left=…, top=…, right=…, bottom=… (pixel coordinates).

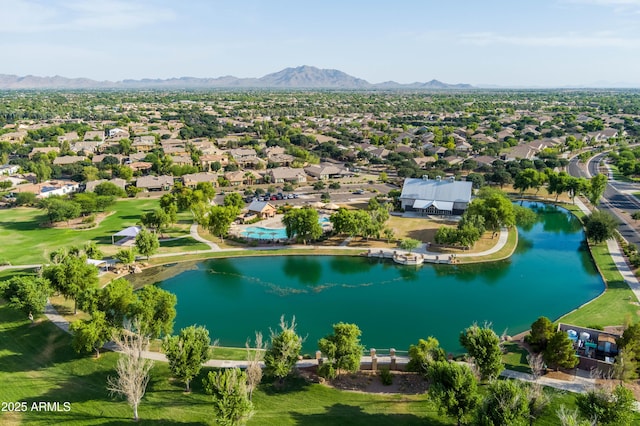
left=399, top=176, right=473, bottom=216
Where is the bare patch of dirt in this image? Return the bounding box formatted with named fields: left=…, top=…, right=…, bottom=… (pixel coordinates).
left=544, top=370, right=576, bottom=381
left=43, top=211, right=113, bottom=230
left=299, top=367, right=428, bottom=395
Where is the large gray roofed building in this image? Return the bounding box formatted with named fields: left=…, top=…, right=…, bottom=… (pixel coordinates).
left=399, top=176, right=472, bottom=215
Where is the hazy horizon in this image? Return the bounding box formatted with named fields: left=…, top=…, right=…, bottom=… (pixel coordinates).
left=3, top=0, right=640, bottom=88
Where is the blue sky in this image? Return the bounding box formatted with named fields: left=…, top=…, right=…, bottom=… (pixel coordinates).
left=2, top=0, right=640, bottom=87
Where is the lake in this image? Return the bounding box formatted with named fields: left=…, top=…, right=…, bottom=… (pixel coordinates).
left=132, top=203, right=604, bottom=354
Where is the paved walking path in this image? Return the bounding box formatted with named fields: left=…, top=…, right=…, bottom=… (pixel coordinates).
left=574, top=197, right=640, bottom=302
left=38, top=304, right=604, bottom=396
left=189, top=223, right=220, bottom=250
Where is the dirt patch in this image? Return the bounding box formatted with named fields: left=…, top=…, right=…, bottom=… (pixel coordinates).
left=43, top=211, right=113, bottom=230
left=544, top=370, right=576, bottom=381
left=299, top=367, right=428, bottom=395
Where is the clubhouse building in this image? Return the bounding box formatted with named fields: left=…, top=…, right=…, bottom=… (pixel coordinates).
left=399, top=176, right=473, bottom=216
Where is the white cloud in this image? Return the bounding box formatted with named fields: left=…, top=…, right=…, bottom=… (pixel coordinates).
left=0, top=0, right=175, bottom=33
left=459, top=32, right=640, bottom=48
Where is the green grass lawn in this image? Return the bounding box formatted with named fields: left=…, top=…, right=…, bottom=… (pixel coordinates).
left=0, top=199, right=203, bottom=265
left=502, top=342, right=531, bottom=374
left=0, top=302, right=602, bottom=426
left=559, top=242, right=640, bottom=327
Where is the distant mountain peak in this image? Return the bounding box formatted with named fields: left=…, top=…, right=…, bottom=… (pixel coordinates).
left=0, top=68, right=473, bottom=90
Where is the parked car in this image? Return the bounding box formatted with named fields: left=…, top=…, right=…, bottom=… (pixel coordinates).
left=353, top=189, right=365, bottom=195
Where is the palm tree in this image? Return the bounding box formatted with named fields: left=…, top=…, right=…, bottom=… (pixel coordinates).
left=244, top=172, right=254, bottom=186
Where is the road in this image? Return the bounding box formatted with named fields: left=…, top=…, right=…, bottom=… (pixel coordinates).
left=569, top=154, right=640, bottom=248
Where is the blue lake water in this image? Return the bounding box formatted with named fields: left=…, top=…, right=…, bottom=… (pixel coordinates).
left=134, top=203, right=604, bottom=354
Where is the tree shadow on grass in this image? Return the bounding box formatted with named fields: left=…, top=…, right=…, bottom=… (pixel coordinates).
left=261, top=376, right=312, bottom=395
left=289, top=403, right=447, bottom=426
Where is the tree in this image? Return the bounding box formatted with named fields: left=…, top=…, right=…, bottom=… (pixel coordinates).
left=378, top=171, right=388, bottom=183
left=129, top=285, right=177, bottom=339
left=223, top=192, right=244, bottom=210
left=42, top=254, right=99, bottom=314
left=207, top=205, right=238, bottom=241
left=576, top=384, right=635, bottom=425
left=135, top=228, right=159, bottom=260
left=115, top=248, right=136, bottom=265
left=427, top=361, right=480, bottom=426
left=399, top=238, right=421, bottom=254
left=0, top=275, right=51, bottom=316
left=466, top=187, right=516, bottom=233
left=15, top=192, right=37, bottom=206
left=543, top=331, right=579, bottom=371
left=318, top=322, right=363, bottom=378
left=141, top=208, right=170, bottom=233
left=282, top=208, right=322, bottom=244
left=583, top=211, right=617, bottom=244
left=245, top=332, right=266, bottom=401
left=459, top=323, right=504, bottom=381
left=525, top=316, right=555, bottom=353
left=94, top=181, right=126, bottom=197
left=99, top=278, right=135, bottom=327
left=264, top=315, right=303, bottom=381
left=107, top=320, right=154, bottom=422
left=70, top=310, right=112, bottom=358
left=407, top=336, right=446, bottom=374
left=163, top=325, right=214, bottom=392
left=587, top=174, right=607, bottom=206
left=84, top=241, right=103, bottom=260
left=556, top=405, right=594, bottom=426
left=203, top=368, right=253, bottom=426
left=41, top=198, right=81, bottom=223
left=477, top=379, right=529, bottom=426
left=514, top=168, right=544, bottom=198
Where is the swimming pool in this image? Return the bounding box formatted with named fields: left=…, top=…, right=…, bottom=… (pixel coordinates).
left=241, top=217, right=331, bottom=240
left=241, top=226, right=288, bottom=239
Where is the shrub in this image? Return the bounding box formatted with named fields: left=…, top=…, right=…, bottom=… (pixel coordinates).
left=379, top=367, right=393, bottom=386
left=82, top=214, right=96, bottom=224
left=318, top=362, right=336, bottom=380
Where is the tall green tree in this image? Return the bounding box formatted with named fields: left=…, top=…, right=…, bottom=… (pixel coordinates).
left=318, top=322, right=364, bottom=378
left=459, top=323, right=504, bottom=381
left=70, top=310, right=112, bottom=358
left=543, top=331, right=579, bottom=371
left=427, top=360, right=480, bottom=426
left=576, top=384, right=635, bottom=426
left=525, top=316, right=555, bottom=353
left=135, top=228, right=159, bottom=260
left=0, top=275, right=51, bottom=316
left=264, top=315, right=303, bottom=381
left=583, top=211, right=618, bottom=244
left=476, top=379, right=529, bottom=426
left=407, top=337, right=446, bottom=374
left=223, top=192, right=245, bottom=210
left=282, top=208, right=322, bottom=244
left=588, top=173, right=607, bottom=206
left=163, top=325, right=213, bottom=392
left=99, top=278, right=135, bottom=327
left=203, top=368, right=253, bottom=426
left=43, top=254, right=99, bottom=314
left=129, top=285, right=177, bottom=339
left=207, top=205, right=238, bottom=241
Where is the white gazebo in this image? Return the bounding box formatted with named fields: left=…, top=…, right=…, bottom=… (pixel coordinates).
left=112, top=226, right=142, bottom=245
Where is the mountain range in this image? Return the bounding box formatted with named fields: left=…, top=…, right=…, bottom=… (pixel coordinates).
left=0, top=66, right=472, bottom=90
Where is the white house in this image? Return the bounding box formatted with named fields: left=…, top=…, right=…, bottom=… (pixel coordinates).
left=399, top=176, right=472, bottom=215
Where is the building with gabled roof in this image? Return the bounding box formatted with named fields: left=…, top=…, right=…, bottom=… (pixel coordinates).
left=399, top=176, right=472, bottom=215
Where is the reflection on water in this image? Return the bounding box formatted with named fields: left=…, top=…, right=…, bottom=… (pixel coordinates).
left=145, top=202, right=604, bottom=353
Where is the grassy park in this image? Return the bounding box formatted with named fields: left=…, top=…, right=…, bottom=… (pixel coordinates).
left=0, top=303, right=595, bottom=425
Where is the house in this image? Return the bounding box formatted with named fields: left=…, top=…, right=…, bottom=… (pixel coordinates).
left=108, top=128, right=129, bottom=139
left=85, top=178, right=127, bottom=192
left=83, top=130, right=105, bottom=142
left=200, top=154, right=229, bottom=171
left=58, top=132, right=79, bottom=143
left=71, top=141, right=101, bottom=154
left=413, top=156, right=436, bottom=169
left=53, top=156, right=87, bottom=166
left=29, top=147, right=60, bottom=158
left=132, top=136, right=156, bottom=152
left=0, top=164, right=19, bottom=176
left=304, top=164, right=353, bottom=180
left=0, top=130, right=27, bottom=143
left=169, top=155, right=193, bottom=166
left=557, top=323, right=620, bottom=374
left=268, top=167, right=307, bottom=184
left=128, top=162, right=153, bottom=173
left=136, top=175, right=174, bottom=191
left=399, top=176, right=472, bottom=215
left=246, top=200, right=277, bottom=219
left=92, top=154, right=125, bottom=165
left=13, top=180, right=80, bottom=199
left=224, top=171, right=247, bottom=186
left=182, top=172, right=218, bottom=188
